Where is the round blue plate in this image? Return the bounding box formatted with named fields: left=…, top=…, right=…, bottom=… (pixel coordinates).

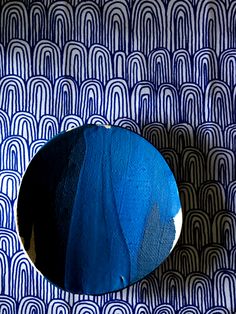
left=17, top=125, right=182, bottom=295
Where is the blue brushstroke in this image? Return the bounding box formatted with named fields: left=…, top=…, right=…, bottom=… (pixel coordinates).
left=64, top=126, right=131, bottom=294
left=64, top=125, right=180, bottom=294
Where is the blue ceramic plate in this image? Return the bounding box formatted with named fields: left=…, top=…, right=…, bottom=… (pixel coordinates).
left=17, top=125, right=182, bottom=295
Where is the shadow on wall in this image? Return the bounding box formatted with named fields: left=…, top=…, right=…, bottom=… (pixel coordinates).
left=138, top=121, right=236, bottom=313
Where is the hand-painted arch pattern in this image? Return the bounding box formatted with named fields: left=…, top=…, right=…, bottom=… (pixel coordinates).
left=0, top=0, right=235, bottom=313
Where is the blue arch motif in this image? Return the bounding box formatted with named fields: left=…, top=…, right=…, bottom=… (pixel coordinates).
left=0, top=0, right=234, bottom=313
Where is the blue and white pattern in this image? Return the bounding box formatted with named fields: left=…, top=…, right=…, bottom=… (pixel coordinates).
left=0, top=0, right=235, bottom=312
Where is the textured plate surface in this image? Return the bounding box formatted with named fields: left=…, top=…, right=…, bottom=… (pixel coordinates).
left=17, top=125, right=182, bottom=295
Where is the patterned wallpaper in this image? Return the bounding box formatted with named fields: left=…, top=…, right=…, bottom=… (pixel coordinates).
left=0, top=0, right=236, bottom=313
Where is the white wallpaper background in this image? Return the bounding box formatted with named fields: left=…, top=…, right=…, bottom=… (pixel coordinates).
left=0, top=0, right=236, bottom=313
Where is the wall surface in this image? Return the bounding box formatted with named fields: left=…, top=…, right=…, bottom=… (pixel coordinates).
left=0, top=0, right=235, bottom=313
